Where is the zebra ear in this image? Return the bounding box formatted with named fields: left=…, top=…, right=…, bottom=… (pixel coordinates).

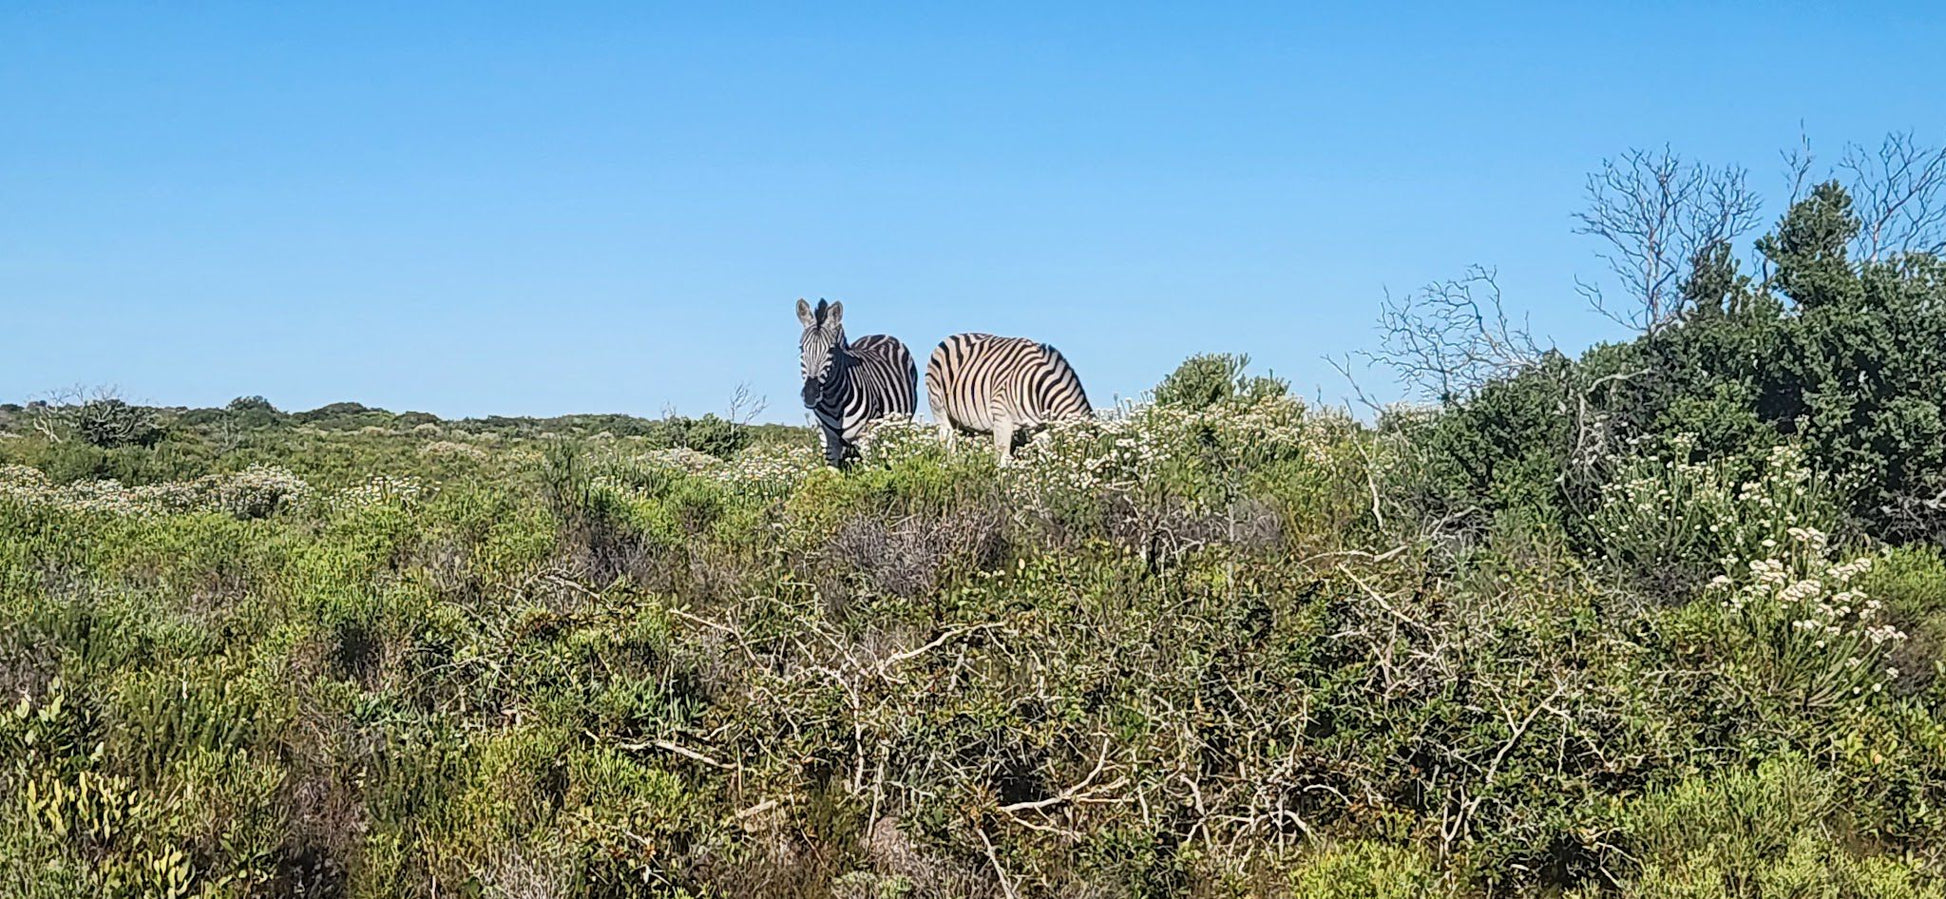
left=825, top=301, right=843, bottom=327
left=796, top=298, right=815, bottom=327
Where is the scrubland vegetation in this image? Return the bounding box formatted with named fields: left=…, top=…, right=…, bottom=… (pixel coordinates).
left=5, top=152, right=1946, bottom=897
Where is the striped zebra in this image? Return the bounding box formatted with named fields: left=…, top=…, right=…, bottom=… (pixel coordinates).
left=797, top=298, right=918, bottom=467
left=926, top=332, right=1092, bottom=460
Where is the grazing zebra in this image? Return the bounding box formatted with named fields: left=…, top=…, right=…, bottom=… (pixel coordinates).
left=926, top=332, right=1092, bottom=460
left=797, top=298, right=918, bottom=467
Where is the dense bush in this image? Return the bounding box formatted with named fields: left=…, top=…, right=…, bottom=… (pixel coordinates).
left=1612, top=757, right=1940, bottom=898
left=1153, top=353, right=1289, bottom=412
left=647, top=413, right=749, bottom=459
left=72, top=398, right=162, bottom=449
left=0, top=360, right=1939, bottom=897
left=1409, top=180, right=1946, bottom=556
left=226, top=396, right=278, bottom=414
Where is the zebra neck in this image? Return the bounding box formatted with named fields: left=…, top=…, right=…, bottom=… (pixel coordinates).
left=814, top=350, right=857, bottom=414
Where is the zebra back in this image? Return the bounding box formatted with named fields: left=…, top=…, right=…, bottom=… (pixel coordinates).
left=844, top=334, right=919, bottom=422
left=925, top=333, right=1091, bottom=434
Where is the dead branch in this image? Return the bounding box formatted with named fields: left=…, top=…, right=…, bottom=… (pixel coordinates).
left=976, top=825, right=1019, bottom=899
left=1574, top=146, right=1761, bottom=335
left=603, top=732, right=733, bottom=770
left=1367, top=266, right=1546, bottom=403
left=995, top=737, right=1123, bottom=815
left=875, top=623, right=999, bottom=680
left=1841, top=131, right=1946, bottom=261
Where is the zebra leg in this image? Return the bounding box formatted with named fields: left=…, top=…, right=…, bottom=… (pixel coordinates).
left=991, top=413, right=1016, bottom=464
left=820, top=423, right=847, bottom=469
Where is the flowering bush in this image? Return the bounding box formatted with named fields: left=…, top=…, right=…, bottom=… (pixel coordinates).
left=1698, top=526, right=1905, bottom=709
left=1597, top=439, right=1908, bottom=708
left=853, top=415, right=947, bottom=468
left=587, top=442, right=822, bottom=506
left=1005, top=393, right=1338, bottom=506
left=1592, top=438, right=1838, bottom=592
left=206, top=465, right=313, bottom=518
left=0, top=462, right=310, bottom=519
left=419, top=440, right=490, bottom=462
left=318, top=473, right=429, bottom=512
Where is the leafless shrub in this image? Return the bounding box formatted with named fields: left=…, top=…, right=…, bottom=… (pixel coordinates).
left=413, top=536, right=483, bottom=604
left=558, top=520, right=657, bottom=588
left=1839, top=131, right=1946, bottom=261
left=274, top=688, right=372, bottom=897
left=1878, top=475, right=1946, bottom=549
left=1105, top=494, right=1284, bottom=573
left=1368, top=266, right=1547, bottom=403
left=727, top=381, right=769, bottom=428
left=0, top=624, right=58, bottom=707
left=822, top=506, right=1008, bottom=601
left=1574, top=147, right=1762, bottom=335
left=850, top=817, right=998, bottom=899
left=685, top=828, right=857, bottom=899
left=24, top=384, right=161, bottom=447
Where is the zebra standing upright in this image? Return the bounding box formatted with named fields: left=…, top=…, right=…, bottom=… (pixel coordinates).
left=926, top=332, right=1092, bottom=461
left=798, top=298, right=918, bottom=467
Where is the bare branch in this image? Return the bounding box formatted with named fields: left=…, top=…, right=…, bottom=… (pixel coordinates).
left=995, top=736, right=1124, bottom=816
left=1324, top=354, right=1389, bottom=416
left=1365, top=265, right=1545, bottom=403
left=601, top=731, right=734, bottom=770
left=1573, top=147, right=1761, bottom=335
left=1782, top=127, right=1816, bottom=208
left=726, top=382, right=768, bottom=427
left=976, top=826, right=1019, bottom=899
left=1840, top=131, right=1946, bottom=262
left=875, top=623, right=999, bottom=680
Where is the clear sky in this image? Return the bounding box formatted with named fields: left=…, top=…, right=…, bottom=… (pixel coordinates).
left=3, top=2, right=1942, bottom=421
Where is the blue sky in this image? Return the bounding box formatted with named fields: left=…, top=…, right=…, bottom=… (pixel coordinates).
left=3, top=2, right=1942, bottom=421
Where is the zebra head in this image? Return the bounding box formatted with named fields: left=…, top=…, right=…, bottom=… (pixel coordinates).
left=796, top=298, right=845, bottom=407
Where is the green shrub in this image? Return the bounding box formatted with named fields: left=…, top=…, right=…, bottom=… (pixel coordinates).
left=1288, top=841, right=1452, bottom=899
left=1859, top=546, right=1946, bottom=695
left=1153, top=352, right=1288, bottom=412
left=226, top=395, right=278, bottom=414
left=73, top=398, right=161, bottom=450
left=1615, top=757, right=1941, bottom=898
left=643, top=413, right=750, bottom=460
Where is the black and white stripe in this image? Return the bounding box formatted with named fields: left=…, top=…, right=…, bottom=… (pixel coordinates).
left=798, top=298, right=918, bottom=466
left=925, top=332, right=1092, bottom=459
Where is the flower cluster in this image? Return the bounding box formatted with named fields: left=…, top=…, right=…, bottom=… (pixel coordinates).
left=1593, top=439, right=1834, bottom=578
left=1704, top=524, right=1905, bottom=701
left=1005, top=393, right=1334, bottom=503
left=321, top=474, right=431, bottom=512
left=207, top=465, right=313, bottom=518
left=1007, top=412, right=1168, bottom=497
left=728, top=442, right=823, bottom=486
left=593, top=443, right=824, bottom=500
left=854, top=416, right=944, bottom=466
left=640, top=446, right=724, bottom=474
left=419, top=440, right=491, bottom=462
left=1593, top=438, right=1906, bottom=702
left=0, top=463, right=311, bottom=519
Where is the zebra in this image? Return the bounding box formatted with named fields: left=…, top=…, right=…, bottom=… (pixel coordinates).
left=797, top=298, right=918, bottom=467
left=925, top=332, right=1092, bottom=461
